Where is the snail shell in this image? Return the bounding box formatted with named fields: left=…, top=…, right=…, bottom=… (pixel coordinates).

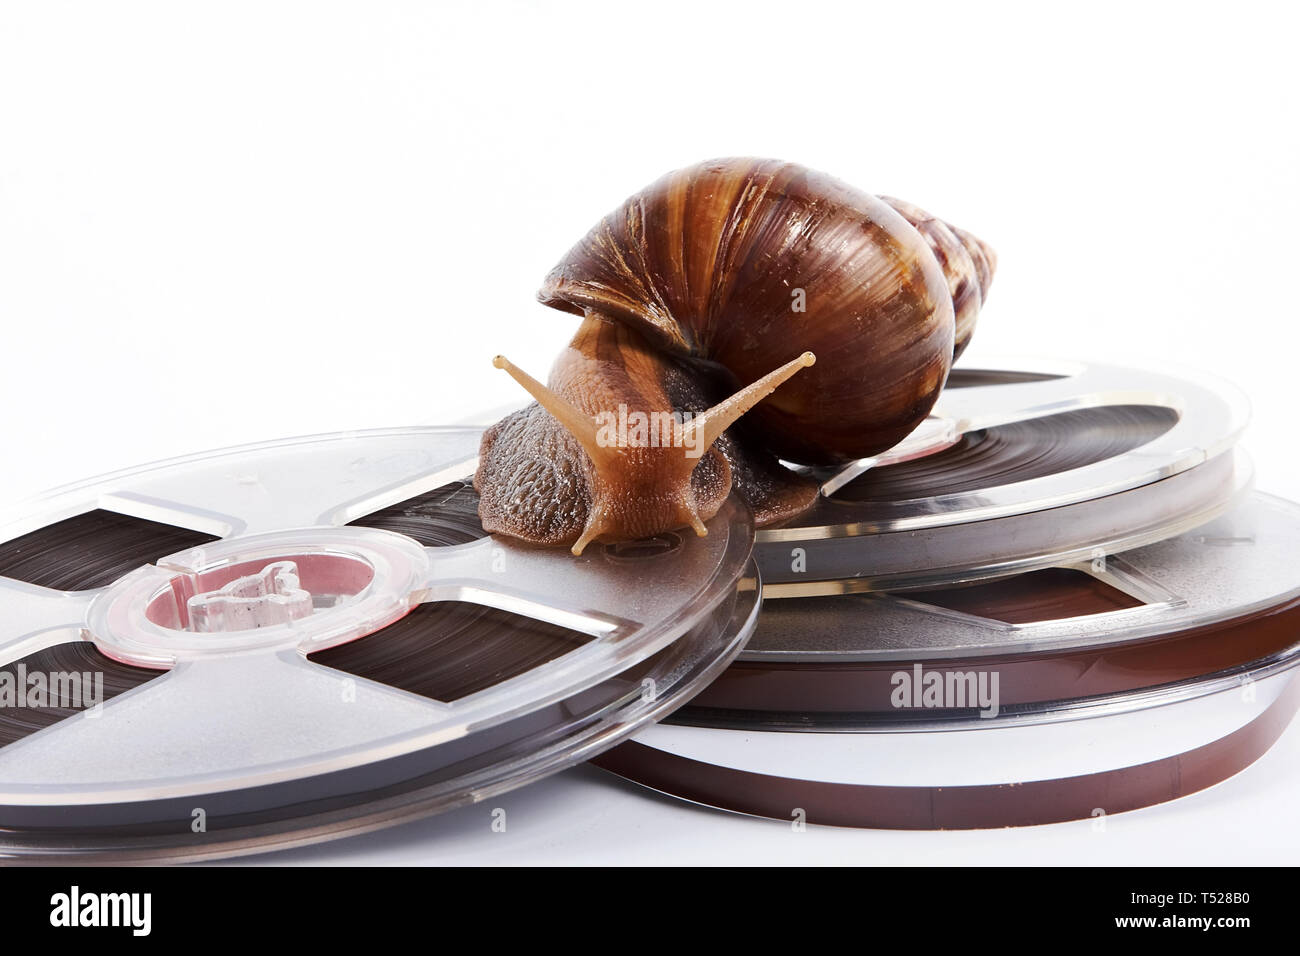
left=538, top=158, right=995, bottom=465
left=475, top=158, right=996, bottom=552
left=880, top=195, right=997, bottom=363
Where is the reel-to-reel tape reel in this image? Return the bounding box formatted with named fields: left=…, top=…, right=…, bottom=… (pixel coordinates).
left=0, top=358, right=1294, bottom=860
left=0, top=429, right=757, bottom=861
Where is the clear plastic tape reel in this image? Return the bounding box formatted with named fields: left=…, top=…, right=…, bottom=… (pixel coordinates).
left=0, top=428, right=756, bottom=824
left=626, top=653, right=1296, bottom=789
left=757, top=357, right=1253, bottom=594
left=746, top=491, right=1300, bottom=664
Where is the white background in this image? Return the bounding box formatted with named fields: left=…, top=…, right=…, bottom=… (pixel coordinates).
left=2, top=1, right=1298, bottom=864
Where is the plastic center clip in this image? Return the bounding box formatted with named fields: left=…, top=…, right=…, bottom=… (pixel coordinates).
left=186, top=560, right=313, bottom=633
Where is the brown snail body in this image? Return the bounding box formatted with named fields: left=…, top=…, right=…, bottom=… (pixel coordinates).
left=474, top=158, right=995, bottom=553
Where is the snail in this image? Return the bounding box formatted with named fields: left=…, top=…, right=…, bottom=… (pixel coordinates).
left=473, top=158, right=996, bottom=554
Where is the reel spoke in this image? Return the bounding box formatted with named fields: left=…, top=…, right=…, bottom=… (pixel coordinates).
left=934, top=362, right=1134, bottom=434
left=4, top=428, right=483, bottom=540
left=420, top=520, right=745, bottom=638
left=0, top=650, right=446, bottom=794
left=0, top=579, right=95, bottom=664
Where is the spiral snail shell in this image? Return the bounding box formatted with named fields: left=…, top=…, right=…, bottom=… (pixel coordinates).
left=474, top=158, right=996, bottom=554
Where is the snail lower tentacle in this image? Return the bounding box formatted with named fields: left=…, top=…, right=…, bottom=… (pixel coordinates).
left=473, top=158, right=996, bottom=551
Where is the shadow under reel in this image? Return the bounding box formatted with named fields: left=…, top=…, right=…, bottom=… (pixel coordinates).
left=0, top=357, right=1295, bottom=858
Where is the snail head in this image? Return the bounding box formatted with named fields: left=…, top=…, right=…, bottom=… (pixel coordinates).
left=475, top=315, right=814, bottom=554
